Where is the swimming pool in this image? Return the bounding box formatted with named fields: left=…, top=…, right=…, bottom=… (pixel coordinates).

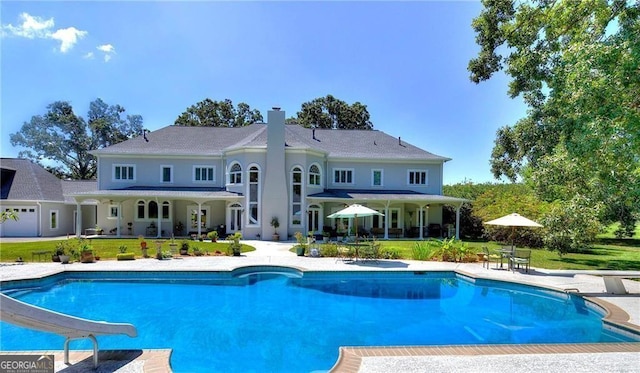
left=1, top=268, right=637, bottom=372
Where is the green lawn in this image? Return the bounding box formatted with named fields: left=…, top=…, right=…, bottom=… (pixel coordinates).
left=0, top=237, right=254, bottom=262
left=1, top=237, right=638, bottom=270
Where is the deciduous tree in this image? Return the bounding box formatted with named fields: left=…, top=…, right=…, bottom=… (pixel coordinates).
left=10, top=99, right=143, bottom=180
left=174, top=98, right=263, bottom=127
left=290, top=95, right=374, bottom=130
left=469, top=0, right=640, bottom=238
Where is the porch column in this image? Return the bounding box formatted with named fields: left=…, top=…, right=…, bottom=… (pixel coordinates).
left=384, top=202, right=390, bottom=240
left=76, top=201, right=82, bottom=238
left=418, top=206, right=424, bottom=240
left=156, top=210, right=161, bottom=238
left=197, top=202, right=202, bottom=237
left=117, top=202, right=122, bottom=238
left=455, top=203, right=462, bottom=240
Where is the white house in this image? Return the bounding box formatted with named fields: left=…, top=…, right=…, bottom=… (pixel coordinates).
left=2, top=108, right=467, bottom=239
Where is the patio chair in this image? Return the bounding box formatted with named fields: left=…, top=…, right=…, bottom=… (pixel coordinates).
left=361, top=243, right=380, bottom=263
left=510, top=249, right=531, bottom=273
left=336, top=245, right=355, bottom=263
left=481, top=246, right=501, bottom=269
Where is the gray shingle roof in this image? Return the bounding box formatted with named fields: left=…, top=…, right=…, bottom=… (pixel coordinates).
left=91, top=123, right=450, bottom=161
left=0, top=158, right=66, bottom=202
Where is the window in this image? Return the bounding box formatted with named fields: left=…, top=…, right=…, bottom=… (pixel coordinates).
left=161, top=165, right=173, bottom=183
left=229, top=163, right=242, bottom=184
left=291, top=167, right=303, bottom=225
left=137, top=200, right=145, bottom=219
left=333, top=168, right=353, bottom=184
left=372, top=169, right=383, bottom=186
left=136, top=200, right=171, bottom=221
left=50, top=210, right=58, bottom=230
left=108, top=205, right=119, bottom=219
left=248, top=166, right=260, bottom=225
left=194, top=166, right=215, bottom=182
left=113, top=164, right=135, bottom=181
left=408, top=170, right=428, bottom=185
left=309, top=164, right=321, bottom=186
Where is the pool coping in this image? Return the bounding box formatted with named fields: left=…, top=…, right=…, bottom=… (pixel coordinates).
left=1, top=257, right=639, bottom=372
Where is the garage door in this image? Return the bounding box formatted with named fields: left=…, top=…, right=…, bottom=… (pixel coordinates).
left=1, top=207, right=38, bottom=237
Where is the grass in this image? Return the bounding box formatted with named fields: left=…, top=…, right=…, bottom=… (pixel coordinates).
left=2, top=236, right=638, bottom=271
left=0, top=237, right=254, bottom=262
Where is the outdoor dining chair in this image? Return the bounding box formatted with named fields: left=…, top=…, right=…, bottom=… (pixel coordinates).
left=510, top=249, right=531, bottom=273
left=481, top=246, right=501, bottom=269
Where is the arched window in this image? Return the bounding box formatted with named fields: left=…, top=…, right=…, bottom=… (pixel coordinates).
left=291, top=166, right=303, bottom=225
left=309, top=164, right=321, bottom=186
left=149, top=201, right=158, bottom=219
left=229, top=163, right=242, bottom=184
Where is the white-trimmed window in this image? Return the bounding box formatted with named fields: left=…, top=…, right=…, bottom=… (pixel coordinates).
left=333, top=168, right=354, bottom=184
left=247, top=165, right=260, bottom=225
left=108, top=204, right=119, bottom=219
left=136, top=200, right=171, bottom=221
left=408, top=170, right=428, bottom=185
left=113, top=164, right=135, bottom=181
left=161, top=165, right=173, bottom=183
left=372, top=169, right=383, bottom=187
left=194, top=166, right=215, bottom=182
left=50, top=210, right=58, bottom=230
left=291, top=166, right=303, bottom=226
left=309, top=164, right=321, bottom=186
left=229, top=163, right=242, bottom=184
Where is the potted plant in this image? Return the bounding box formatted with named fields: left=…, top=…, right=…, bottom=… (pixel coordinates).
left=294, top=231, right=307, bottom=256
left=323, top=231, right=330, bottom=243
left=52, top=241, right=69, bottom=262
left=270, top=217, right=280, bottom=241
left=175, top=221, right=184, bottom=236
left=180, top=240, right=190, bottom=255
left=207, top=230, right=219, bottom=242
left=227, top=232, right=242, bottom=256
left=79, top=241, right=95, bottom=263
left=139, top=235, right=148, bottom=258
left=192, top=246, right=204, bottom=256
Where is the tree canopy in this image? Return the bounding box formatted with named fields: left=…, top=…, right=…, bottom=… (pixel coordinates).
left=289, top=95, right=374, bottom=130
left=469, top=0, right=639, bottom=237
left=174, top=98, right=263, bottom=127
left=10, top=99, right=143, bottom=180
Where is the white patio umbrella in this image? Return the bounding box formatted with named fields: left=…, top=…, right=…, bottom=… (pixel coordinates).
left=484, top=213, right=543, bottom=248
left=327, top=204, right=383, bottom=241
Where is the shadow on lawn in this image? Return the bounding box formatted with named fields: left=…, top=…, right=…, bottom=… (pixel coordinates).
left=595, top=237, right=640, bottom=248
left=552, top=257, right=640, bottom=271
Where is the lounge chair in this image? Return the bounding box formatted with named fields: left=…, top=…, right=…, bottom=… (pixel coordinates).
left=510, top=249, right=531, bottom=273
left=0, top=293, right=137, bottom=368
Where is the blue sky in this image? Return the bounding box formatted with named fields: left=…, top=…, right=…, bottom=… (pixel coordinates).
left=1, top=1, right=527, bottom=185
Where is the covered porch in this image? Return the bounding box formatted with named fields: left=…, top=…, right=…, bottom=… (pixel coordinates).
left=305, top=189, right=469, bottom=240
left=68, top=188, right=243, bottom=239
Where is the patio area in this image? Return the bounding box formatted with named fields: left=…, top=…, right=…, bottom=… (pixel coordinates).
left=1, top=240, right=639, bottom=372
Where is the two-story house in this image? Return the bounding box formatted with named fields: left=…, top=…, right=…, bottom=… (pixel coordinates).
left=67, top=108, right=467, bottom=241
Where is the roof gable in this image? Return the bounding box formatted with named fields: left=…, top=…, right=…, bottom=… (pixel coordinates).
left=0, top=158, right=65, bottom=201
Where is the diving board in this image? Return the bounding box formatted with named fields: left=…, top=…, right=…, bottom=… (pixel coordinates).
left=0, top=293, right=137, bottom=368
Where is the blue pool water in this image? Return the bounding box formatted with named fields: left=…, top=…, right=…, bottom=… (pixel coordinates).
left=1, top=269, right=636, bottom=372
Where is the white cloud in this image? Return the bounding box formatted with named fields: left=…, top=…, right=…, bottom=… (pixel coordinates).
left=97, top=44, right=114, bottom=53
left=1, top=12, right=53, bottom=38
left=51, top=27, right=87, bottom=53
left=97, top=44, right=115, bottom=62
left=1, top=12, right=87, bottom=53
left=83, top=52, right=94, bottom=59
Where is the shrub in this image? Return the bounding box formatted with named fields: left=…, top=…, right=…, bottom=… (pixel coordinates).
left=118, top=245, right=128, bottom=253
left=116, top=253, right=135, bottom=260
left=380, top=248, right=400, bottom=259
left=412, top=242, right=435, bottom=261
left=319, top=243, right=339, bottom=257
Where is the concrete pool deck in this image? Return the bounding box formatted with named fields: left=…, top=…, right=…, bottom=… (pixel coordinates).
left=1, top=239, right=639, bottom=372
